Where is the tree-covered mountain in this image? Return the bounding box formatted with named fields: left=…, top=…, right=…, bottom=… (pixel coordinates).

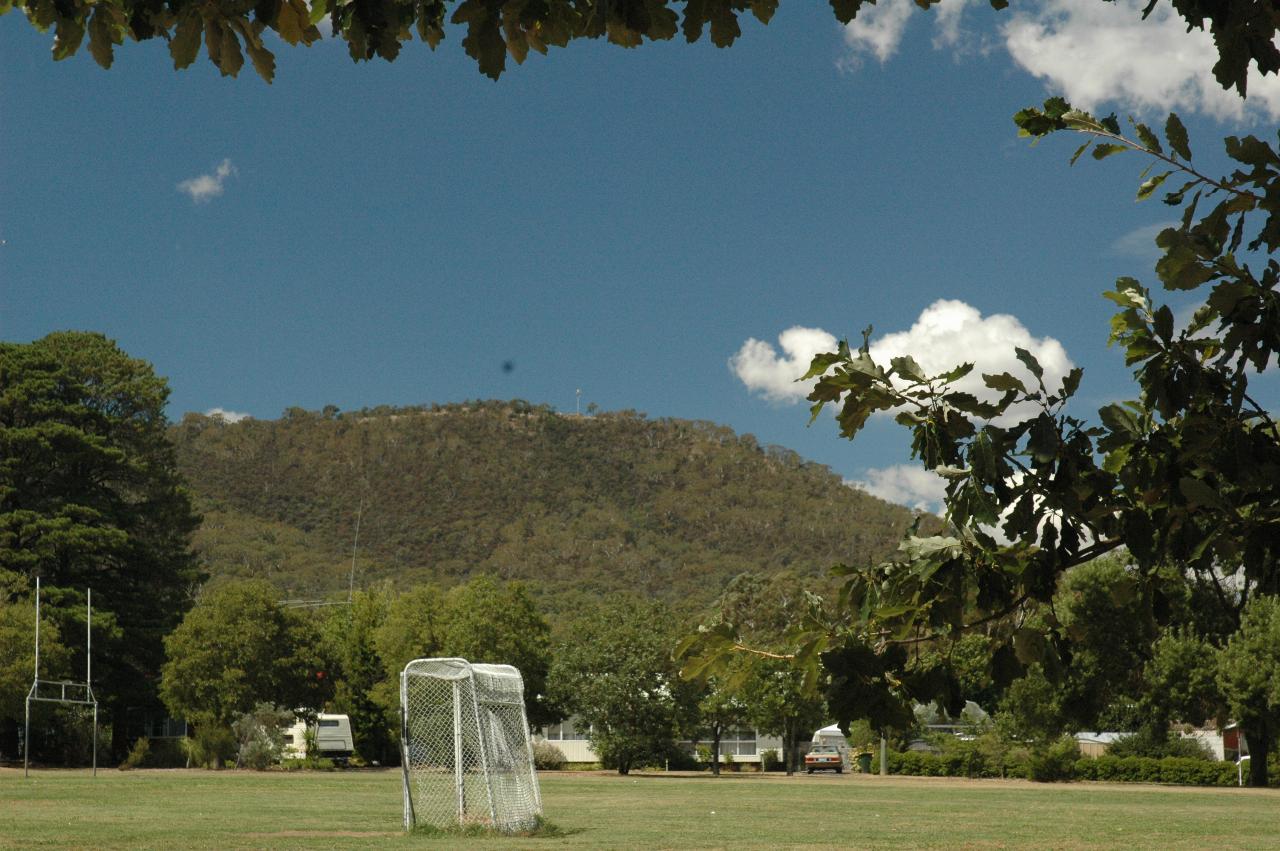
left=171, top=401, right=922, bottom=617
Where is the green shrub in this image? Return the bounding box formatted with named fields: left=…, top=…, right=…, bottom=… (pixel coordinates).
left=184, top=724, right=238, bottom=769
left=760, top=749, right=783, bottom=772
left=532, top=739, right=567, bottom=771
left=281, top=756, right=335, bottom=771
left=145, top=738, right=189, bottom=768
left=1074, top=755, right=1237, bottom=786
left=119, top=737, right=150, bottom=770
left=665, top=747, right=701, bottom=771
left=231, top=704, right=293, bottom=771
left=1106, top=731, right=1212, bottom=761
left=1026, top=738, right=1079, bottom=782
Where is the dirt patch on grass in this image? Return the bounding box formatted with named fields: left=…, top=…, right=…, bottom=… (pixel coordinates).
left=246, top=831, right=401, bottom=838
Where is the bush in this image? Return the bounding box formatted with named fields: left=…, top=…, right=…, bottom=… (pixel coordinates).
left=184, top=724, right=237, bottom=769
left=1027, top=737, right=1079, bottom=782
left=665, top=747, right=701, bottom=771
left=1106, top=730, right=1213, bottom=761
left=760, top=749, right=782, bottom=772
left=1074, top=755, right=1237, bottom=786
left=281, top=756, right=335, bottom=771
left=119, top=737, right=150, bottom=770
left=232, top=703, right=293, bottom=771
left=146, top=739, right=189, bottom=768
left=532, top=740, right=567, bottom=771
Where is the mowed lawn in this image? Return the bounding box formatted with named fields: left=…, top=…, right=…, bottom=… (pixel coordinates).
left=3, top=767, right=1278, bottom=850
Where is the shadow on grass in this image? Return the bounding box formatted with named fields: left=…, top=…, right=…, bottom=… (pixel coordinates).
left=411, top=816, right=582, bottom=840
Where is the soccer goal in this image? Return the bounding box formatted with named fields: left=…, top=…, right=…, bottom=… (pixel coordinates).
left=399, top=658, right=542, bottom=832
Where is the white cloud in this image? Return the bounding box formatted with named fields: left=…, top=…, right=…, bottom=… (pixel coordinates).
left=849, top=465, right=947, bottom=513
left=840, top=0, right=916, bottom=65
left=932, top=0, right=982, bottom=51
left=838, top=0, right=1280, bottom=121
left=206, top=407, right=251, bottom=423
left=1110, top=221, right=1177, bottom=259
left=177, top=159, right=237, bottom=203
left=1002, top=0, right=1280, bottom=122
left=729, top=326, right=838, bottom=403
left=731, top=300, right=1074, bottom=422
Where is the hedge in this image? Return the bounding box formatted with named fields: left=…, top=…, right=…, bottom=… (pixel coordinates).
left=1072, top=755, right=1237, bottom=786
left=883, top=747, right=1274, bottom=787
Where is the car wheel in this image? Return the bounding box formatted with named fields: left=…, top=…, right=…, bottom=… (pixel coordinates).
left=806, top=768, right=813, bottom=774
left=836, top=767, right=843, bottom=774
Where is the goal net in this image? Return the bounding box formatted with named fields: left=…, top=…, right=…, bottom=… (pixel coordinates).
left=400, top=658, right=542, bottom=832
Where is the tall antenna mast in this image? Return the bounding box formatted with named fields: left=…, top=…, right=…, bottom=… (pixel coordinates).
left=348, top=497, right=364, bottom=604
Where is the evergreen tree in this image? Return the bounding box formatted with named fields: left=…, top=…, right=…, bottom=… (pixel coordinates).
left=0, top=332, right=201, bottom=756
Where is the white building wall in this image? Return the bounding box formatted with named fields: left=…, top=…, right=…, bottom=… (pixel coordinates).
left=537, top=719, right=783, bottom=765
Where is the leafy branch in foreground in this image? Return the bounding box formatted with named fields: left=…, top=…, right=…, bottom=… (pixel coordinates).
left=683, top=99, right=1280, bottom=782
left=4, top=0, right=1277, bottom=84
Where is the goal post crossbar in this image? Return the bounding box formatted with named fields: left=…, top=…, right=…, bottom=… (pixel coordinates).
left=27, top=679, right=97, bottom=705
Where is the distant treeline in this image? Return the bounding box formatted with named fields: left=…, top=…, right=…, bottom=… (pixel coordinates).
left=171, top=400, right=923, bottom=617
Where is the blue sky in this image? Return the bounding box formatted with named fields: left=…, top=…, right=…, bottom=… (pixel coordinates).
left=3, top=1, right=1278, bottom=511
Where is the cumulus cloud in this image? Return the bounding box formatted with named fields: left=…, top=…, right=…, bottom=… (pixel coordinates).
left=206, top=407, right=251, bottom=423
left=730, top=300, right=1073, bottom=421
left=849, top=465, right=947, bottom=513
left=840, top=0, right=916, bottom=65
left=838, top=0, right=1280, bottom=121
left=177, top=159, right=237, bottom=203
left=729, top=326, right=839, bottom=403
left=1003, top=0, right=1280, bottom=122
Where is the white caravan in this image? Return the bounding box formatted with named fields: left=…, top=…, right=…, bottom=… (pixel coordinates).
left=282, top=713, right=354, bottom=764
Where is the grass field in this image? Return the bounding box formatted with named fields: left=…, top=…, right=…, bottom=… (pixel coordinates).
left=3, top=767, right=1278, bottom=849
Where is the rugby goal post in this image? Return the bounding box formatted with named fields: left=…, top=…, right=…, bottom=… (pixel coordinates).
left=399, top=658, right=542, bottom=832
left=25, top=576, right=98, bottom=777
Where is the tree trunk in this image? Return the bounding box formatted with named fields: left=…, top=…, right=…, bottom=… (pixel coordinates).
left=1244, top=717, right=1271, bottom=787
left=783, top=718, right=795, bottom=776
left=712, top=727, right=721, bottom=776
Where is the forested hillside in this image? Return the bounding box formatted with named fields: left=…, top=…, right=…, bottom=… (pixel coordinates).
left=171, top=401, right=921, bottom=616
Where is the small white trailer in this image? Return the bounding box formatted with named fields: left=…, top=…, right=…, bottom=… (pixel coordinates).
left=282, top=713, right=355, bottom=764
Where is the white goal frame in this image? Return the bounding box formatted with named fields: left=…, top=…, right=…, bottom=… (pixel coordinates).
left=399, top=658, right=542, bottom=832
left=25, top=576, right=98, bottom=777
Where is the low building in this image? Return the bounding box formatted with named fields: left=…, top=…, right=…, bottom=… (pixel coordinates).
left=1075, top=731, right=1128, bottom=758
left=537, top=718, right=785, bottom=767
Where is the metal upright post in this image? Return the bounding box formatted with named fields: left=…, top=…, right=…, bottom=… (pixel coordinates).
left=471, top=686, right=497, bottom=828
left=26, top=577, right=40, bottom=779
left=34, top=577, right=40, bottom=684
left=399, top=670, right=415, bottom=829
left=453, top=681, right=465, bottom=823
left=88, top=589, right=95, bottom=778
